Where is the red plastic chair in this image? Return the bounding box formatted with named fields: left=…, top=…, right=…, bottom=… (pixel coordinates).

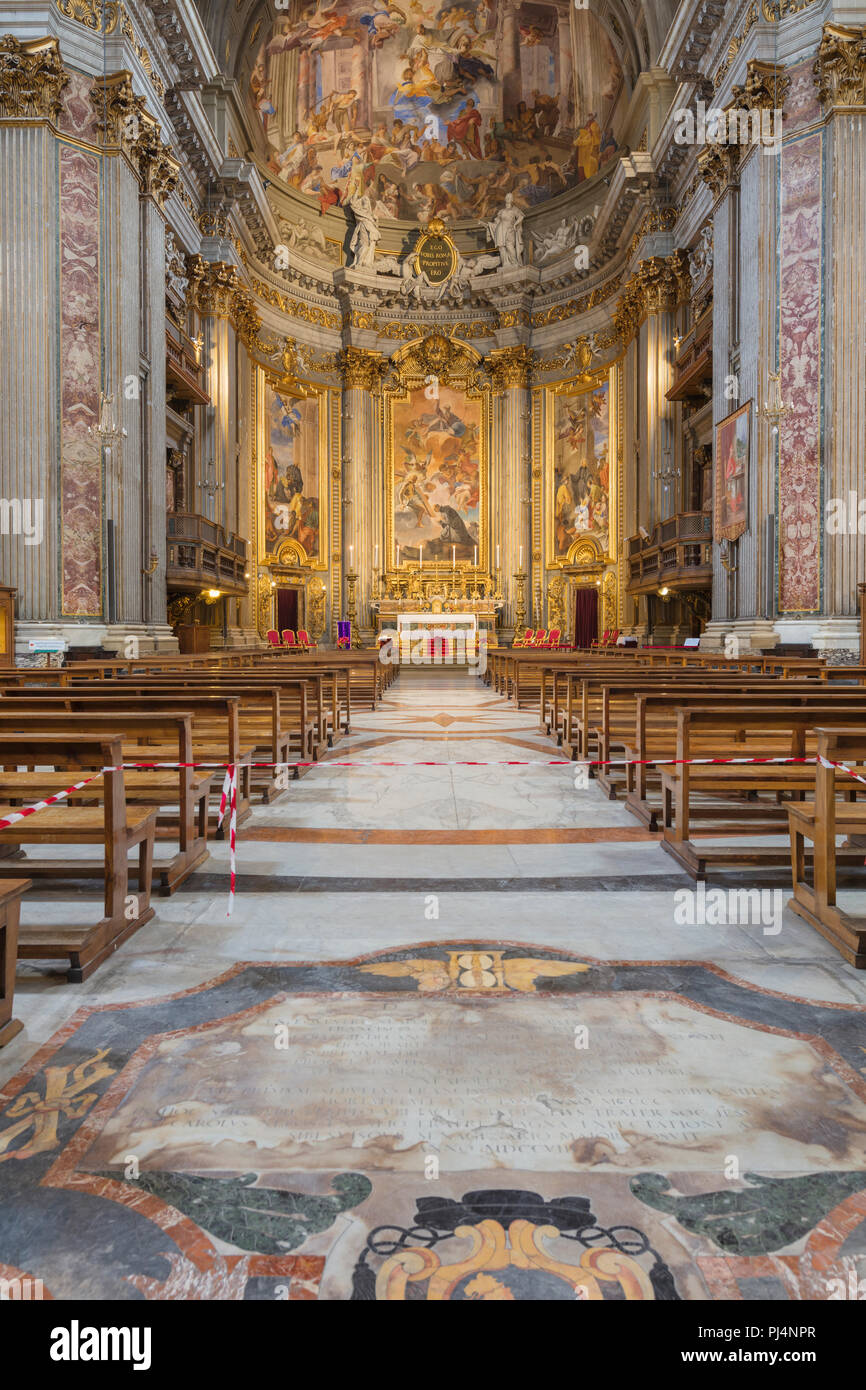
left=266, top=629, right=281, bottom=647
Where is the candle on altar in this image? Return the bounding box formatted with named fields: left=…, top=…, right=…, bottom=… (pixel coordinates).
left=373, top=544, right=379, bottom=568
left=349, top=544, right=353, bottom=568
left=496, top=544, right=500, bottom=568
left=473, top=545, right=477, bottom=567
left=519, top=546, right=523, bottom=568
left=452, top=545, right=456, bottom=567
left=420, top=546, right=423, bottom=569
left=397, top=544, right=400, bottom=566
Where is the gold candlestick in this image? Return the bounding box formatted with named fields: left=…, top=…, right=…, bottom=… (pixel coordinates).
left=513, top=571, right=527, bottom=635
left=346, top=570, right=362, bottom=648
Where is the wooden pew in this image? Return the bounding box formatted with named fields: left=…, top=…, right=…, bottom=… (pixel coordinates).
left=0, top=734, right=157, bottom=982
left=788, top=728, right=866, bottom=967
left=0, top=692, right=252, bottom=833
left=659, top=706, right=866, bottom=879
left=0, top=710, right=209, bottom=893
left=622, top=688, right=866, bottom=829
left=0, top=879, right=30, bottom=1046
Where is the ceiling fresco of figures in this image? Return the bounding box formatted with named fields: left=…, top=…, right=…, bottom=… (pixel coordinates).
left=246, top=1, right=625, bottom=224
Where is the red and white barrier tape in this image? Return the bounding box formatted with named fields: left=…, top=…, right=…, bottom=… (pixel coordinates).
left=1, top=753, right=863, bottom=916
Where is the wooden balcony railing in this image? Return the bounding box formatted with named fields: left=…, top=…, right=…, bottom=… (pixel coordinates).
left=166, top=513, right=248, bottom=595
left=627, top=512, right=712, bottom=594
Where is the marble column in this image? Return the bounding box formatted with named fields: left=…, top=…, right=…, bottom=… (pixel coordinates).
left=814, top=24, right=866, bottom=659
left=340, top=348, right=385, bottom=641
left=490, top=348, right=531, bottom=638
left=699, top=63, right=789, bottom=653
left=0, top=49, right=63, bottom=645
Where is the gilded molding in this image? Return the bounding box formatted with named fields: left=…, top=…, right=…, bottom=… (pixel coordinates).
left=338, top=345, right=388, bottom=391
left=0, top=35, right=68, bottom=121
left=532, top=273, right=623, bottom=328
left=248, top=272, right=341, bottom=330
left=713, top=1, right=761, bottom=91
left=57, top=0, right=120, bottom=32
left=389, top=333, right=484, bottom=391
left=377, top=318, right=495, bottom=340
left=486, top=344, right=534, bottom=391
left=815, top=23, right=866, bottom=109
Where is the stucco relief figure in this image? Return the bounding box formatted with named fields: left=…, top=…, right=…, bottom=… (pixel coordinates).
left=346, top=193, right=381, bottom=267
left=487, top=193, right=524, bottom=268
left=690, top=224, right=714, bottom=283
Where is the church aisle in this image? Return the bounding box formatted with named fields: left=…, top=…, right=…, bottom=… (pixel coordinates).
left=1, top=669, right=866, bottom=1302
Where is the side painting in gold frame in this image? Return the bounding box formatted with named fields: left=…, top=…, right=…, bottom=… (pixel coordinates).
left=385, top=336, right=489, bottom=567
left=549, top=377, right=612, bottom=563
left=257, top=372, right=330, bottom=570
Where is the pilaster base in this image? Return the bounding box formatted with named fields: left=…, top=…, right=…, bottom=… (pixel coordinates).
left=14, top=621, right=179, bottom=660
left=811, top=618, right=860, bottom=665
left=699, top=620, right=780, bottom=654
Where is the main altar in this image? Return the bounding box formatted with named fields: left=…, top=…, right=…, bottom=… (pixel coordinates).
left=372, top=567, right=503, bottom=661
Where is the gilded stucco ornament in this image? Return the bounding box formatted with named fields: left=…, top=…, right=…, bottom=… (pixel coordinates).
left=730, top=59, right=790, bottom=114
left=613, top=253, right=691, bottom=344
left=0, top=35, right=68, bottom=120
left=91, top=70, right=143, bottom=145
left=815, top=22, right=866, bottom=109
left=338, top=346, right=388, bottom=392
left=133, top=113, right=180, bottom=204
left=486, top=345, right=534, bottom=391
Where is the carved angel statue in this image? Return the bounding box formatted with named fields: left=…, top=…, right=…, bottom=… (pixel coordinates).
left=346, top=194, right=381, bottom=269
left=690, top=224, right=714, bottom=283
left=486, top=192, right=525, bottom=269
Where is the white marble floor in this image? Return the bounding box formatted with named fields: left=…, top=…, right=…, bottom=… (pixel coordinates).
left=4, top=666, right=866, bottom=1091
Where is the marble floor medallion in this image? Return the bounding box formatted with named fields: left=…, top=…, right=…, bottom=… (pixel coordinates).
left=2, top=942, right=866, bottom=1300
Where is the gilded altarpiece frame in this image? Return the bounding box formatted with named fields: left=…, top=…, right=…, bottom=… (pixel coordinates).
left=537, top=359, right=624, bottom=640
left=252, top=366, right=337, bottom=639
left=384, top=337, right=490, bottom=573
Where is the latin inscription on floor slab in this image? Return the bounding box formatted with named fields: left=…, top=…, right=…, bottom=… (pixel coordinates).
left=86, top=995, right=866, bottom=1173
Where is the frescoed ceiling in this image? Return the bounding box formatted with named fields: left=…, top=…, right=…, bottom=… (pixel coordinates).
left=195, top=0, right=675, bottom=228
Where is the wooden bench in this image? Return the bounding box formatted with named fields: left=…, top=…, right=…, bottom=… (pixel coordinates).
left=0, top=710, right=209, bottom=894
left=0, top=734, right=157, bottom=982
left=659, top=706, right=866, bottom=880
left=0, top=879, right=30, bottom=1046
left=788, top=728, right=866, bottom=968
left=0, top=691, right=253, bottom=833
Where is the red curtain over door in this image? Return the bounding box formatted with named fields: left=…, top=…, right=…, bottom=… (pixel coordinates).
left=573, top=587, right=599, bottom=649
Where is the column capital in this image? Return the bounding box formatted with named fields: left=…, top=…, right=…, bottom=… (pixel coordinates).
left=91, top=70, right=144, bottom=147
left=0, top=35, right=68, bottom=122
left=338, top=345, right=388, bottom=391
left=486, top=344, right=534, bottom=391
left=815, top=22, right=866, bottom=110
left=697, top=142, right=740, bottom=201
left=730, top=59, right=790, bottom=115
left=133, top=113, right=180, bottom=205
left=613, top=251, right=691, bottom=344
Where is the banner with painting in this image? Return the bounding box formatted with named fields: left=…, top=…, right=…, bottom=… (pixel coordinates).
left=713, top=401, right=750, bottom=543
left=551, top=381, right=610, bottom=560
left=391, top=385, right=483, bottom=564
left=247, top=2, right=623, bottom=225
left=261, top=384, right=323, bottom=564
